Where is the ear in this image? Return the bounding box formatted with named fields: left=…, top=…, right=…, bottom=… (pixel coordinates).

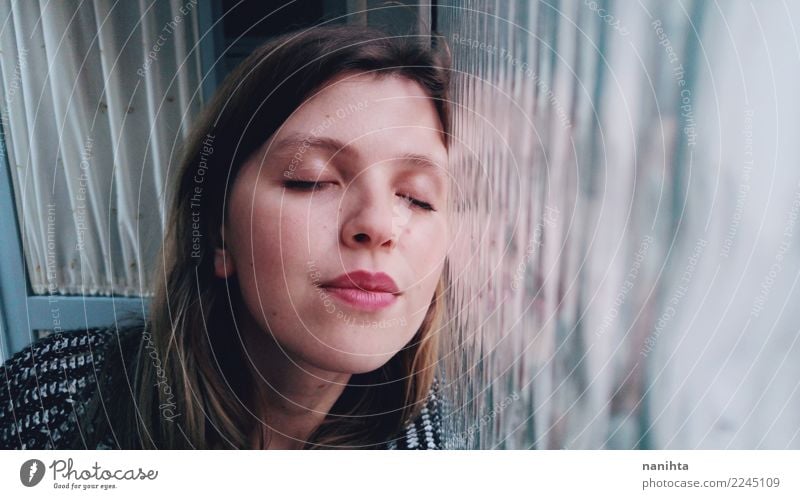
left=213, top=246, right=236, bottom=278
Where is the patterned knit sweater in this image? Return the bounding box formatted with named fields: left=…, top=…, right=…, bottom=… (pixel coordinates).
left=0, top=326, right=443, bottom=450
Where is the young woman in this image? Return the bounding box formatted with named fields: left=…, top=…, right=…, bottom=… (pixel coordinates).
left=0, top=25, right=452, bottom=449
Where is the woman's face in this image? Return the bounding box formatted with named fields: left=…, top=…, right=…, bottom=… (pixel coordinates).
left=216, top=73, right=449, bottom=375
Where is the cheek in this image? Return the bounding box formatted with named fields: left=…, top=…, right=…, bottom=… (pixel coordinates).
left=405, top=217, right=448, bottom=271
left=229, top=199, right=315, bottom=326
left=238, top=196, right=315, bottom=260
left=243, top=197, right=338, bottom=298
left=226, top=193, right=290, bottom=289
left=274, top=202, right=337, bottom=262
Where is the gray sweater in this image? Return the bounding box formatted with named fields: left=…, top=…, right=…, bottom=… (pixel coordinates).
left=0, top=326, right=443, bottom=450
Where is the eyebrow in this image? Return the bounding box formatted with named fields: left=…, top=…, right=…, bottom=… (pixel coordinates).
left=269, top=133, right=445, bottom=174
left=270, top=133, right=351, bottom=157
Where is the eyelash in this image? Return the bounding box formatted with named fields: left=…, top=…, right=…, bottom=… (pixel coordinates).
left=283, top=180, right=436, bottom=212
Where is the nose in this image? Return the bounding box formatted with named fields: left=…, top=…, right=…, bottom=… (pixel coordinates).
left=340, top=182, right=404, bottom=251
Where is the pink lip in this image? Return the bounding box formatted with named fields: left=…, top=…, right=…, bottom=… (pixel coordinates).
left=320, top=270, right=400, bottom=311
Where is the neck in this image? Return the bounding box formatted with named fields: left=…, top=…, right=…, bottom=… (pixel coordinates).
left=239, top=315, right=351, bottom=449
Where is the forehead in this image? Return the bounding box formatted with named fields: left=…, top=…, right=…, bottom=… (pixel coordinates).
left=265, top=73, right=447, bottom=166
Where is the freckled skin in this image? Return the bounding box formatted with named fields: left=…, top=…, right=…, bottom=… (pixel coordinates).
left=215, top=73, right=450, bottom=375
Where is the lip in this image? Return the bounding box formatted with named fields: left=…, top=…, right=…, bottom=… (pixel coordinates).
left=320, top=270, right=400, bottom=311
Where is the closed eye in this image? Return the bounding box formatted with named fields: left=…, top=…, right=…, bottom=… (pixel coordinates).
left=398, top=193, right=435, bottom=212
left=283, top=180, right=329, bottom=191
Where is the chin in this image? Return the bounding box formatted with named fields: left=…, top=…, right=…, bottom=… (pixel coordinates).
left=309, top=349, right=397, bottom=375
left=301, top=322, right=416, bottom=374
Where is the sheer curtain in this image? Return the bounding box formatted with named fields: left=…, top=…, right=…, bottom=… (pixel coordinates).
left=438, top=0, right=800, bottom=449
left=0, top=0, right=203, bottom=296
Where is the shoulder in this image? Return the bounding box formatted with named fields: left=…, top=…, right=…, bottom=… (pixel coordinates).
left=0, top=323, right=143, bottom=449
left=388, top=377, right=446, bottom=450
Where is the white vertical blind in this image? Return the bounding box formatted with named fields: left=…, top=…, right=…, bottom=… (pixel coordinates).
left=0, top=0, right=202, bottom=296
left=438, top=0, right=800, bottom=449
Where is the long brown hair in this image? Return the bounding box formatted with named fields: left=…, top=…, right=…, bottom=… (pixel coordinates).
left=91, top=25, right=452, bottom=449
